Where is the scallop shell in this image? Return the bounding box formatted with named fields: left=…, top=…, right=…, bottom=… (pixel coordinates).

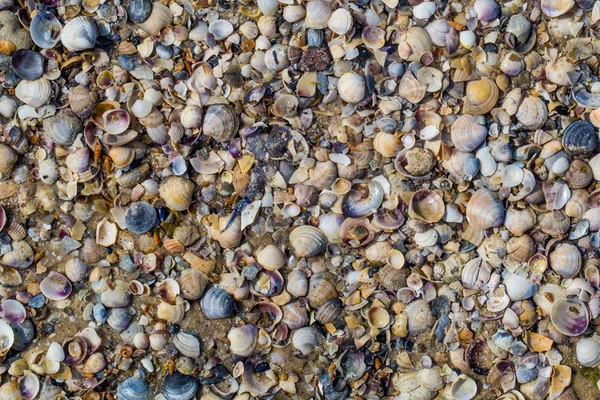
left=463, top=79, right=499, bottom=115
left=202, top=105, right=239, bottom=142
left=15, top=78, right=52, bottom=108
left=289, top=226, right=328, bottom=258
left=61, top=16, right=98, bottom=52
left=466, top=189, right=505, bottom=231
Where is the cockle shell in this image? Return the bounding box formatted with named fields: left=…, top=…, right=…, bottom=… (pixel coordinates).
left=328, top=8, right=353, bottom=35
left=576, top=335, right=600, bottom=367
left=61, top=16, right=98, bottom=52
left=43, top=112, right=83, bottom=146
left=2, top=241, right=34, bottom=269
left=451, top=115, right=488, bottom=152
left=516, top=96, right=548, bottom=130
left=305, top=0, right=331, bottom=29
left=159, top=176, right=195, bottom=211
left=550, top=298, right=589, bottom=336
left=549, top=243, right=581, bottom=278
left=228, top=324, right=258, bottom=357
left=203, top=105, right=239, bottom=142
left=466, top=189, right=505, bottom=230
left=463, top=79, right=499, bottom=115
left=541, top=0, right=575, bottom=17
left=15, top=78, right=52, bottom=108
left=137, top=2, right=172, bottom=38
left=289, top=226, right=327, bottom=258
left=292, top=326, right=318, bottom=355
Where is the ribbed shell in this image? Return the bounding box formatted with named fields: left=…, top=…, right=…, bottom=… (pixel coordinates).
left=15, top=78, right=52, bottom=108
left=124, top=201, right=157, bottom=234
left=466, top=189, right=505, bottom=230
left=158, top=176, right=195, bottom=211
left=305, top=0, right=331, bottom=29
left=117, top=377, right=150, bottom=400
left=451, top=115, right=488, bottom=152
left=516, top=96, right=548, bottom=130
left=228, top=324, right=258, bottom=357
left=316, top=298, right=343, bottom=324
left=162, top=372, right=198, bottom=400
left=137, top=2, right=172, bottom=38
left=549, top=243, right=581, bottom=278
left=405, top=300, right=434, bottom=334
left=328, top=8, right=353, bottom=35
left=200, top=286, right=236, bottom=319
left=463, top=79, right=499, bottom=115
left=43, top=112, right=83, bottom=146
left=576, top=336, right=600, bottom=367
left=202, top=105, right=239, bottom=142
left=307, top=272, right=337, bottom=309
left=61, top=16, right=98, bottom=52
left=289, top=226, right=328, bottom=257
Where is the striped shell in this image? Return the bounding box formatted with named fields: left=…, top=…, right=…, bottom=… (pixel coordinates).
left=463, top=79, right=499, bottom=115
left=451, top=115, right=488, bottom=152
left=289, top=226, right=328, bottom=257
left=466, top=189, right=505, bottom=231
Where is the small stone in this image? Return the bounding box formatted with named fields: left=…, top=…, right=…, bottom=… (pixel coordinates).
left=28, top=294, right=46, bottom=309
left=298, top=47, right=331, bottom=72
left=156, top=44, right=173, bottom=59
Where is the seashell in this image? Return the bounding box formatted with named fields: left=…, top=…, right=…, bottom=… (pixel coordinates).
left=203, top=105, right=239, bottom=142
left=286, top=269, right=309, bottom=298
left=466, top=189, right=505, bottom=231
left=201, top=286, right=237, bottom=319
left=338, top=72, right=365, bottom=104
left=516, top=96, right=548, bottom=130
left=173, top=332, right=201, bottom=358
left=461, top=258, right=491, bottom=290
left=178, top=269, right=208, bottom=300
left=504, top=207, right=536, bottom=236
left=30, top=11, right=62, bottom=49
left=15, top=78, right=52, bottom=108
left=368, top=306, right=391, bottom=330
left=149, top=329, right=170, bottom=350
left=282, top=301, right=309, bottom=329
left=212, top=214, right=242, bottom=248
left=124, top=201, right=157, bottom=234
left=158, top=279, right=180, bottom=304
left=0, top=299, right=25, bottom=324
left=256, top=245, right=285, bottom=270
left=451, top=374, right=478, bottom=400
left=0, top=320, right=13, bottom=358
left=43, top=111, right=83, bottom=146
left=451, top=115, right=488, bottom=152
left=398, top=71, right=427, bottom=104
left=138, top=2, right=172, bottom=38
left=500, top=51, right=525, bottom=76
left=504, top=273, right=537, bottom=301
left=341, top=181, right=383, bottom=218
left=373, top=132, right=402, bottom=158
left=127, top=0, right=153, bottom=23
left=208, top=20, right=233, bottom=40
left=474, top=0, right=500, bottom=21
left=539, top=210, right=571, bottom=237
left=413, top=2, right=437, bottom=19
left=20, top=370, right=40, bottom=400
left=2, top=241, right=34, bottom=269
left=46, top=342, right=65, bottom=362
left=157, top=301, right=185, bottom=324
left=61, top=16, right=98, bottom=52
left=65, top=148, right=90, bottom=173
left=117, top=376, right=150, bottom=400
left=62, top=336, right=88, bottom=365
left=408, top=190, right=445, bottom=224
left=550, top=298, right=589, bottom=336
left=341, top=217, right=375, bottom=248
left=562, top=120, right=597, bottom=157
left=228, top=324, right=258, bottom=357
left=292, top=326, right=318, bottom=355
left=264, top=44, right=290, bottom=71
left=180, top=105, right=203, bottom=129
left=425, top=19, right=457, bottom=52
left=362, top=26, right=386, bottom=49
left=0, top=381, right=21, bottom=400
left=283, top=5, right=306, bottom=22
left=138, top=107, right=164, bottom=129
left=289, top=225, right=328, bottom=257
left=405, top=300, right=434, bottom=334
left=400, top=27, right=433, bottom=62
left=328, top=8, right=353, bottom=35
left=576, top=335, right=600, bottom=367
left=307, top=272, right=337, bottom=309
left=541, top=0, right=575, bottom=17
left=162, top=372, right=198, bottom=400
left=565, top=160, right=593, bottom=189
left=96, top=218, right=117, bottom=247
left=463, top=79, right=499, bottom=115
left=83, top=352, right=106, bottom=374
left=103, top=109, right=130, bottom=135
left=100, top=282, right=131, bottom=307
left=309, top=161, right=337, bottom=190
left=305, top=0, right=331, bottom=29
left=0, top=144, right=17, bottom=181
left=243, top=356, right=277, bottom=396
left=159, top=176, right=195, bottom=211
left=39, top=159, right=59, bottom=185
left=549, top=243, right=581, bottom=278
left=316, top=298, right=343, bottom=324
left=11, top=49, right=46, bottom=81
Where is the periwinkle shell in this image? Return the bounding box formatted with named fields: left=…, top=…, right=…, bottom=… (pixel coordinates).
left=126, top=0, right=153, bottom=23
left=117, top=376, right=151, bottom=400
left=200, top=285, right=237, bottom=319
left=562, top=120, right=598, bottom=157
left=124, top=201, right=157, bottom=234
left=11, top=50, right=46, bottom=81
left=162, top=372, right=198, bottom=400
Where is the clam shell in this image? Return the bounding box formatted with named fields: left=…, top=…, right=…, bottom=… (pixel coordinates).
left=338, top=72, right=366, bottom=104
left=576, top=335, right=600, bottom=367
left=289, top=225, right=327, bottom=258
left=201, top=286, right=237, bottom=319
left=328, top=8, right=353, bottom=35
left=159, top=176, right=195, bottom=211
left=466, top=189, right=505, bottom=231
left=405, top=300, right=434, bottom=334
left=282, top=300, right=309, bottom=329
left=341, top=181, right=383, bottom=218
left=173, top=332, right=201, bottom=358
left=162, top=372, right=198, bottom=400
left=307, top=272, right=337, bottom=309
left=2, top=241, right=34, bottom=269
left=292, top=326, right=318, bottom=355
left=61, top=16, right=98, bottom=52
left=228, top=324, right=258, bottom=357
left=15, top=78, right=52, bottom=108
left=30, top=11, right=62, bottom=49
left=138, top=2, right=172, bottom=38
left=451, top=115, right=488, bottom=152
left=503, top=273, right=537, bottom=301
left=286, top=269, right=309, bottom=298
left=516, top=96, right=548, bottom=130
left=212, top=214, right=242, bottom=248
left=11, top=49, right=46, bottom=81
left=562, top=120, right=597, bottom=157
left=178, top=269, right=208, bottom=300
left=124, top=201, right=157, bottom=234
left=549, top=243, right=581, bottom=278
left=550, top=298, right=589, bottom=336
left=463, top=79, right=499, bottom=115
left=256, top=244, right=285, bottom=270
left=305, top=0, right=331, bottom=29
left=43, top=112, right=83, bottom=146
left=408, top=189, right=445, bottom=223
left=117, top=376, right=151, bottom=400
left=202, top=105, right=239, bottom=142
left=541, top=0, right=575, bottom=17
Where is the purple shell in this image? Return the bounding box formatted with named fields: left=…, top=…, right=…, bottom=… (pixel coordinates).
left=40, top=272, right=73, bottom=301
left=0, top=299, right=26, bottom=324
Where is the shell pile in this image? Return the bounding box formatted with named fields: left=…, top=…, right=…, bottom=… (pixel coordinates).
left=2, top=0, right=600, bottom=398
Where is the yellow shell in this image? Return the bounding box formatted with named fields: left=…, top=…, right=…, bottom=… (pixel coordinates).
left=108, top=146, right=135, bottom=168
left=463, top=79, right=499, bottom=115
left=159, top=176, right=195, bottom=211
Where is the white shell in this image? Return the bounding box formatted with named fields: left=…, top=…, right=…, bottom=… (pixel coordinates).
left=576, top=335, right=600, bottom=367
left=61, top=16, right=99, bottom=52
left=328, top=8, right=353, bottom=35
left=305, top=0, right=331, bottom=29
left=15, top=78, right=52, bottom=108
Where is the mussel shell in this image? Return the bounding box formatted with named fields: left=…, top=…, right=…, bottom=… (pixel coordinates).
left=201, top=285, right=237, bottom=319
left=124, top=201, right=157, bottom=234
left=117, top=376, right=151, bottom=400
left=561, top=120, right=597, bottom=157
left=11, top=50, right=46, bottom=81
left=162, top=372, right=198, bottom=400
left=127, top=0, right=153, bottom=23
